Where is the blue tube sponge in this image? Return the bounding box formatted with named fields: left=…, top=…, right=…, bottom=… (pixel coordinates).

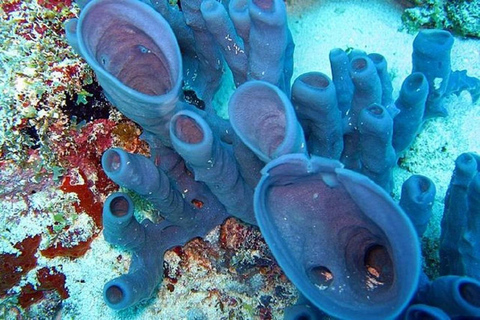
left=458, top=171, right=480, bottom=280
left=200, top=0, right=247, bottom=86
left=411, top=29, right=480, bottom=119
left=66, top=0, right=183, bottom=146
left=247, top=0, right=290, bottom=91
left=415, top=275, right=480, bottom=317
left=412, top=29, right=453, bottom=119
left=169, top=110, right=256, bottom=225
left=101, top=148, right=196, bottom=228
left=392, top=72, right=429, bottom=155
left=291, top=72, right=343, bottom=159
left=341, top=56, right=382, bottom=170
left=103, top=192, right=145, bottom=250
left=254, top=153, right=420, bottom=319
left=440, top=153, right=480, bottom=276
left=329, top=48, right=354, bottom=117
left=358, top=103, right=396, bottom=192
left=180, top=0, right=224, bottom=104
left=368, top=53, right=394, bottom=109
left=400, top=175, right=436, bottom=238
left=447, top=70, right=480, bottom=104
left=228, top=80, right=306, bottom=162
left=198, top=0, right=294, bottom=93
left=348, top=56, right=383, bottom=126
left=228, top=0, right=251, bottom=47
left=403, top=304, right=450, bottom=320
left=102, top=192, right=187, bottom=310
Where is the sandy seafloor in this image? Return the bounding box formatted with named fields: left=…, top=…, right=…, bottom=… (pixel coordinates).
left=0, top=0, right=479, bottom=319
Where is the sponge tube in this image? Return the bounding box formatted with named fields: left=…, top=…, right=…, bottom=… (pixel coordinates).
left=291, top=72, right=343, bottom=159
left=102, top=192, right=145, bottom=250
left=229, top=80, right=306, bottom=162
left=102, top=148, right=196, bottom=226
left=393, top=72, right=429, bottom=155
left=399, top=175, right=436, bottom=237
left=412, top=29, right=454, bottom=118
left=170, top=110, right=256, bottom=225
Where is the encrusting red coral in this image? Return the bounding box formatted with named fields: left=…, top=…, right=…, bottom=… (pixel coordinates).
left=18, top=267, right=69, bottom=309
left=37, top=0, right=72, bottom=12
left=60, top=169, right=104, bottom=228
left=0, top=235, right=42, bottom=297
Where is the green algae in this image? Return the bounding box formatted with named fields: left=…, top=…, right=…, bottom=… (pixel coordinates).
left=402, top=0, right=480, bottom=38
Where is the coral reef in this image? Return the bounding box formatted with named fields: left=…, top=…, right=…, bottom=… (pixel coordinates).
left=401, top=0, right=480, bottom=38
left=65, top=0, right=480, bottom=318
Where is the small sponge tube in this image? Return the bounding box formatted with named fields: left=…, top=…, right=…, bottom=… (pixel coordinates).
left=102, top=192, right=145, bottom=250
left=103, top=268, right=156, bottom=310
left=170, top=110, right=214, bottom=167
left=400, top=175, right=436, bottom=238
left=102, top=148, right=160, bottom=195
left=417, top=275, right=480, bottom=317
left=403, top=304, right=450, bottom=320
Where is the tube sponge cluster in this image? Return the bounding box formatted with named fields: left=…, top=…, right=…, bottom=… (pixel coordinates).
left=65, top=0, right=480, bottom=318
left=440, top=153, right=480, bottom=280
left=291, top=29, right=479, bottom=192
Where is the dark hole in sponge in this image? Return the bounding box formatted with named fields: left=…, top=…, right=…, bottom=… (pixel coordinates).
left=295, top=314, right=313, bottom=320
left=184, top=89, right=205, bottom=110
left=366, top=104, right=384, bottom=117
left=252, top=0, right=273, bottom=11
left=406, top=73, right=425, bottom=91
left=105, top=285, right=124, bottom=304
left=364, top=244, right=394, bottom=288
left=110, top=196, right=129, bottom=217
left=418, top=176, right=431, bottom=193
left=104, top=150, right=122, bottom=173
left=351, top=57, right=368, bottom=72
left=410, top=310, right=436, bottom=320
left=307, top=265, right=333, bottom=290
left=174, top=115, right=204, bottom=144
left=301, top=73, right=330, bottom=89
left=459, top=282, right=480, bottom=307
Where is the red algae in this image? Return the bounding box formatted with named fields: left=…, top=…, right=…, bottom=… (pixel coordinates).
left=37, top=0, right=72, bottom=12
left=41, top=237, right=94, bottom=259
left=60, top=170, right=103, bottom=228
left=0, top=235, right=42, bottom=297
left=18, top=267, right=69, bottom=309
left=1, top=0, right=22, bottom=18
left=50, top=119, right=117, bottom=181
left=40, top=168, right=106, bottom=258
